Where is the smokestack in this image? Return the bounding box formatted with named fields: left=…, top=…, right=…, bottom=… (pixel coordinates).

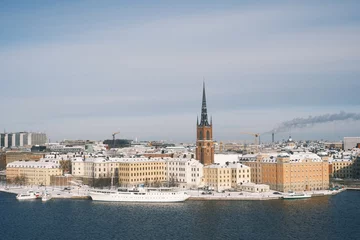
left=272, top=132, right=275, bottom=143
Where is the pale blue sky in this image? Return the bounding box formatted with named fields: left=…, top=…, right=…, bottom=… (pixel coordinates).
left=1, top=0, right=360, bottom=142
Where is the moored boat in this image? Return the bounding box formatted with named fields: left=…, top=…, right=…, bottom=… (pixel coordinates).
left=42, top=191, right=52, bottom=202
left=282, top=192, right=311, bottom=200
left=16, top=190, right=38, bottom=200
left=89, top=187, right=190, bottom=202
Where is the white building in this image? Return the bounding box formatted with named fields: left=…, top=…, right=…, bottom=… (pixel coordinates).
left=215, top=154, right=243, bottom=165
left=47, top=143, right=85, bottom=153
left=165, top=158, right=203, bottom=189
left=240, top=183, right=270, bottom=193
left=0, top=132, right=47, bottom=148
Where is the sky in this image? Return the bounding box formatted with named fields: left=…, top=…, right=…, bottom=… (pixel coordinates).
left=1, top=0, right=360, bottom=143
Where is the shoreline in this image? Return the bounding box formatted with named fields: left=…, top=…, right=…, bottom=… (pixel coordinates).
left=0, top=186, right=348, bottom=201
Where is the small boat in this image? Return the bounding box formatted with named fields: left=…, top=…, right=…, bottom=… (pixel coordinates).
left=16, top=190, right=37, bottom=200
left=282, top=192, right=311, bottom=200
left=42, top=191, right=52, bottom=202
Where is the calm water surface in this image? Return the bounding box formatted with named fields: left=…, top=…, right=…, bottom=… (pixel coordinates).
left=0, top=191, right=359, bottom=240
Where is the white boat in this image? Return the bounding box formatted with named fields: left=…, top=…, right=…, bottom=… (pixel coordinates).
left=89, top=187, right=190, bottom=202
left=282, top=192, right=311, bottom=200
left=16, top=190, right=38, bottom=200
left=42, top=191, right=52, bottom=202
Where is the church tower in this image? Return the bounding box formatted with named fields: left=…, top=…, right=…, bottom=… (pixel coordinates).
left=196, top=82, right=214, bottom=166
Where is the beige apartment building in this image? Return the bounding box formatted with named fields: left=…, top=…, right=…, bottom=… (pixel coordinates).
left=203, top=162, right=251, bottom=192
left=118, top=159, right=166, bottom=186
left=72, top=157, right=166, bottom=185
left=241, top=152, right=329, bottom=192
left=238, top=155, right=264, bottom=184
left=3, top=151, right=44, bottom=165
left=6, top=160, right=62, bottom=186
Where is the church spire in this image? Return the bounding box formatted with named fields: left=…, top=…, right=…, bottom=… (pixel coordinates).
left=200, top=81, right=209, bottom=126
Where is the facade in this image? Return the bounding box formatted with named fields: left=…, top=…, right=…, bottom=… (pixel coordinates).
left=324, top=142, right=343, bottom=150
left=71, top=156, right=203, bottom=188
left=4, top=151, right=44, bottom=165
left=238, top=154, right=263, bottom=184
left=330, top=159, right=353, bottom=179
left=165, top=158, right=203, bottom=188
left=353, top=156, right=360, bottom=179
left=240, top=183, right=270, bottom=193
left=0, top=153, right=5, bottom=169
left=118, top=159, right=166, bottom=186
left=0, top=134, right=5, bottom=148
left=202, top=162, right=251, bottom=192
left=0, top=132, right=47, bottom=148
left=196, top=83, right=214, bottom=166
left=47, top=144, right=85, bottom=153
left=241, top=152, right=329, bottom=192
left=0, top=134, right=11, bottom=148
left=6, top=160, right=62, bottom=186
left=27, top=132, right=47, bottom=146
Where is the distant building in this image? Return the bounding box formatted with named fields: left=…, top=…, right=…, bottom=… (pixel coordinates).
left=286, top=136, right=296, bottom=149
left=0, top=132, right=47, bottom=148
left=0, top=153, right=6, bottom=170
left=344, top=137, right=360, bottom=150
left=324, top=142, right=343, bottom=150
left=47, top=144, right=85, bottom=153
left=60, top=139, right=94, bottom=146
left=196, top=82, right=214, bottom=166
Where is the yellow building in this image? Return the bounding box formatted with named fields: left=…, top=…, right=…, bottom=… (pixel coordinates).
left=118, top=158, right=166, bottom=186
left=238, top=155, right=263, bottom=184
left=4, top=151, right=44, bottom=165
left=6, top=160, right=62, bottom=186
left=241, top=152, right=329, bottom=192
left=331, top=159, right=353, bottom=179
left=203, top=163, right=251, bottom=192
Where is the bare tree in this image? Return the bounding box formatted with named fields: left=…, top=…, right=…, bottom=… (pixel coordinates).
left=14, top=176, right=20, bottom=185
left=59, top=160, right=72, bottom=174
left=19, top=175, right=27, bottom=186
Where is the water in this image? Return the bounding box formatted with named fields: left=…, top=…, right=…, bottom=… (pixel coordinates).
left=0, top=191, right=359, bottom=240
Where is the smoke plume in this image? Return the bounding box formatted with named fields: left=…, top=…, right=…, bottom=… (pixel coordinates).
left=271, top=111, right=360, bottom=133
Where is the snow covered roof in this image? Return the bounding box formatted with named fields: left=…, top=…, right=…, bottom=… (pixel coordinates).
left=7, top=160, right=60, bottom=169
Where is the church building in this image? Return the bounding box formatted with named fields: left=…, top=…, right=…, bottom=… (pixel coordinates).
left=196, top=83, right=214, bottom=166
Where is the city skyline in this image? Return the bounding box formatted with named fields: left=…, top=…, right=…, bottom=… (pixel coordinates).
left=1, top=1, right=360, bottom=142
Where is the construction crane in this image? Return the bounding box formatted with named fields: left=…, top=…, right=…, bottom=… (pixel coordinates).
left=112, top=131, right=120, bottom=148
left=240, top=132, right=260, bottom=145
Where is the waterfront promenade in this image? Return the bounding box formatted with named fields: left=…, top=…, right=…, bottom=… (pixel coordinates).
left=0, top=183, right=345, bottom=201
